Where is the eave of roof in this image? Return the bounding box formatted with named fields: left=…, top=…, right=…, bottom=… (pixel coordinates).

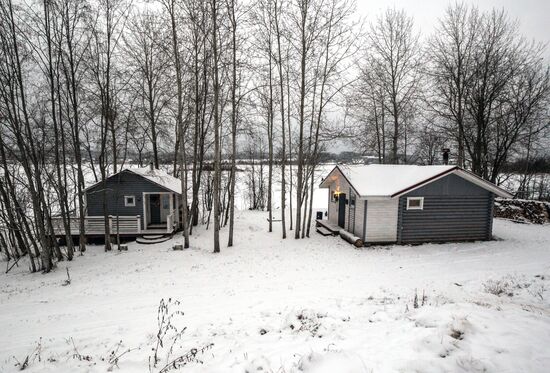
left=452, top=169, right=513, bottom=199
left=84, top=168, right=182, bottom=195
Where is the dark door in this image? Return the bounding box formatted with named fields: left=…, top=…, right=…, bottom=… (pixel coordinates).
left=338, top=193, right=346, bottom=228
left=149, top=194, right=161, bottom=224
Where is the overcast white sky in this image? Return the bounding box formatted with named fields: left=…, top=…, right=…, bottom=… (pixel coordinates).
left=357, top=0, right=550, bottom=47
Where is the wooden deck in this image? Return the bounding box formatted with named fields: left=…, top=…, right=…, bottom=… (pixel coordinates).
left=315, top=219, right=341, bottom=236
left=51, top=214, right=177, bottom=237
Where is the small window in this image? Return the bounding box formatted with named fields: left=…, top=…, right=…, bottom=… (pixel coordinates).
left=407, top=197, right=424, bottom=210
left=124, top=195, right=136, bottom=207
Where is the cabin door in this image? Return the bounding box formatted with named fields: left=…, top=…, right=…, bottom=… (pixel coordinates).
left=338, top=193, right=346, bottom=228
left=149, top=194, right=161, bottom=224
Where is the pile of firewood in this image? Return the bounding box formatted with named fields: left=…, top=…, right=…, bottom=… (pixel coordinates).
left=494, top=198, right=550, bottom=224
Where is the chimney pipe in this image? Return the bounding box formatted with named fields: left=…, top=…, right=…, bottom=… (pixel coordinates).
left=442, top=148, right=450, bottom=165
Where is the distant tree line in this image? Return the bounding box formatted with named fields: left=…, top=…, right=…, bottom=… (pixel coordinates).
left=501, top=156, right=550, bottom=174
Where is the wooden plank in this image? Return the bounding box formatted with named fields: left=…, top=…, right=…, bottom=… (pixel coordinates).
left=51, top=215, right=141, bottom=236
left=316, top=227, right=333, bottom=236
left=315, top=219, right=340, bottom=233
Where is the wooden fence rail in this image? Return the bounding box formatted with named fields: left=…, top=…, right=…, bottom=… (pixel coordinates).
left=51, top=216, right=141, bottom=236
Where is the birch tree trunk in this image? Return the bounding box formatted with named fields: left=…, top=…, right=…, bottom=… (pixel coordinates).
left=274, top=0, right=286, bottom=239
left=211, top=0, right=221, bottom=253
left=227, top=0, right=238, bottom=247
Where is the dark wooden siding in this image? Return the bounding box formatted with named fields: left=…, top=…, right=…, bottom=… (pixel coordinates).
left=397, top=174, right=494, bottom=244
left=85, top=171, right=171, bottom=229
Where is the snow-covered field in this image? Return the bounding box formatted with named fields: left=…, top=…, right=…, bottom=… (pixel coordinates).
left=1, top=211, right=549, bottom=373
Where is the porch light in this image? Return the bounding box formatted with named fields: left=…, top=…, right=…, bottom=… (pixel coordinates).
left=333, top=191, right=341, bottom=201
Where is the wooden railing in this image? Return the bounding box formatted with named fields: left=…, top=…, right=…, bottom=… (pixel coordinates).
left=51, top=216, right=141, bottom=236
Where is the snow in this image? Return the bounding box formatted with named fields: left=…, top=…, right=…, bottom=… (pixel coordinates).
left=321, top=164, right=513, bottom=198
left=323, top=164, right=457, bottom=197
left=85, top=166, right=182, bottom=194
left=1, top=214, right=549, bottom=373
left=130, top=167, right=183, bottom=194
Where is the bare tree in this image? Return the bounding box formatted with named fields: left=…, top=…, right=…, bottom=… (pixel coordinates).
left=226, top=0, right=240, bottom=247
left=0, top=0, right=53, bottom=270
left=161, top=0, right=190, bottom=248
left=291, top=0, right=314, bottom=239
left=487, top=44, right=550, bottom=182
left=184, top=0, right=211, bottom=235
left=273, top=0, right=287, bottom=238
left=211, top=0, right=221, bottom=253
left=288, top=0, right=358, bottom=238
left=348, top=65, right=389, bottom=163
left=87, top=0, right=131, bottom=251
left=58, top=0, right=91, bottom=254
left=428, top=3, right=479, bottom=167
left=124, top=9, right=172, bottom=170
left=252, top=0, right=276, bottom=233
left=428, top=4, right=550, bottom=181
left=303, top=0, right=358, bottom=237
left=461, top=9, right=545, bottom=180
left=366, top=8, right=422, bottom=164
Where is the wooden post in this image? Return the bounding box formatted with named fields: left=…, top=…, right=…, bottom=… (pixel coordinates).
left=136, top=215, right=141, bottom=234
left=175, top=194, right=180, bottom=227
left=167, top=214, right=172, bottom=234
left=169, top=193, right=174, bottom=223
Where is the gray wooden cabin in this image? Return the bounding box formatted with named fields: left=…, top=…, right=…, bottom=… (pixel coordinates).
left=319, top=165, right=513, bottom=245
left=53, top=167, right=183, bottom=237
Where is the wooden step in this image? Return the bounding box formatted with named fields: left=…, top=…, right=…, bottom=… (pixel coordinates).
left=315, top=219, right=340, bottom=234
left=136, top=235, right=171, bottom=245
left=316, top=227, right=333, bottom=236
left=140, top=234, right=166, bottom=240
left=147, top=223, right=167, bottom=229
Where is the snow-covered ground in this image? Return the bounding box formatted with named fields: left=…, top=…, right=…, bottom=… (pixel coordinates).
left=1, top=212, right=549, bottom=373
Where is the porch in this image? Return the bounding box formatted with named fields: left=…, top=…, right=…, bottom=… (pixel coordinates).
left=51, top=214, right=177, bottom=237
left=142, top=192, right=179, bottom=231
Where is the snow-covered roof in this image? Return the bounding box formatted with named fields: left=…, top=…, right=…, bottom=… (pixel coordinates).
left=320, top=164, right=512, bottom=198
left=85, top=167, right=182, bottom=194
left=129, top=167, right=182, bottom=194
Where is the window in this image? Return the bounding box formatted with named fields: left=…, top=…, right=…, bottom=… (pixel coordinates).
left=407, top=197, right=424, bottom=210
left=349, top=192, right=356, bottom=207
left=124, top=195, right=136, bottom=207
